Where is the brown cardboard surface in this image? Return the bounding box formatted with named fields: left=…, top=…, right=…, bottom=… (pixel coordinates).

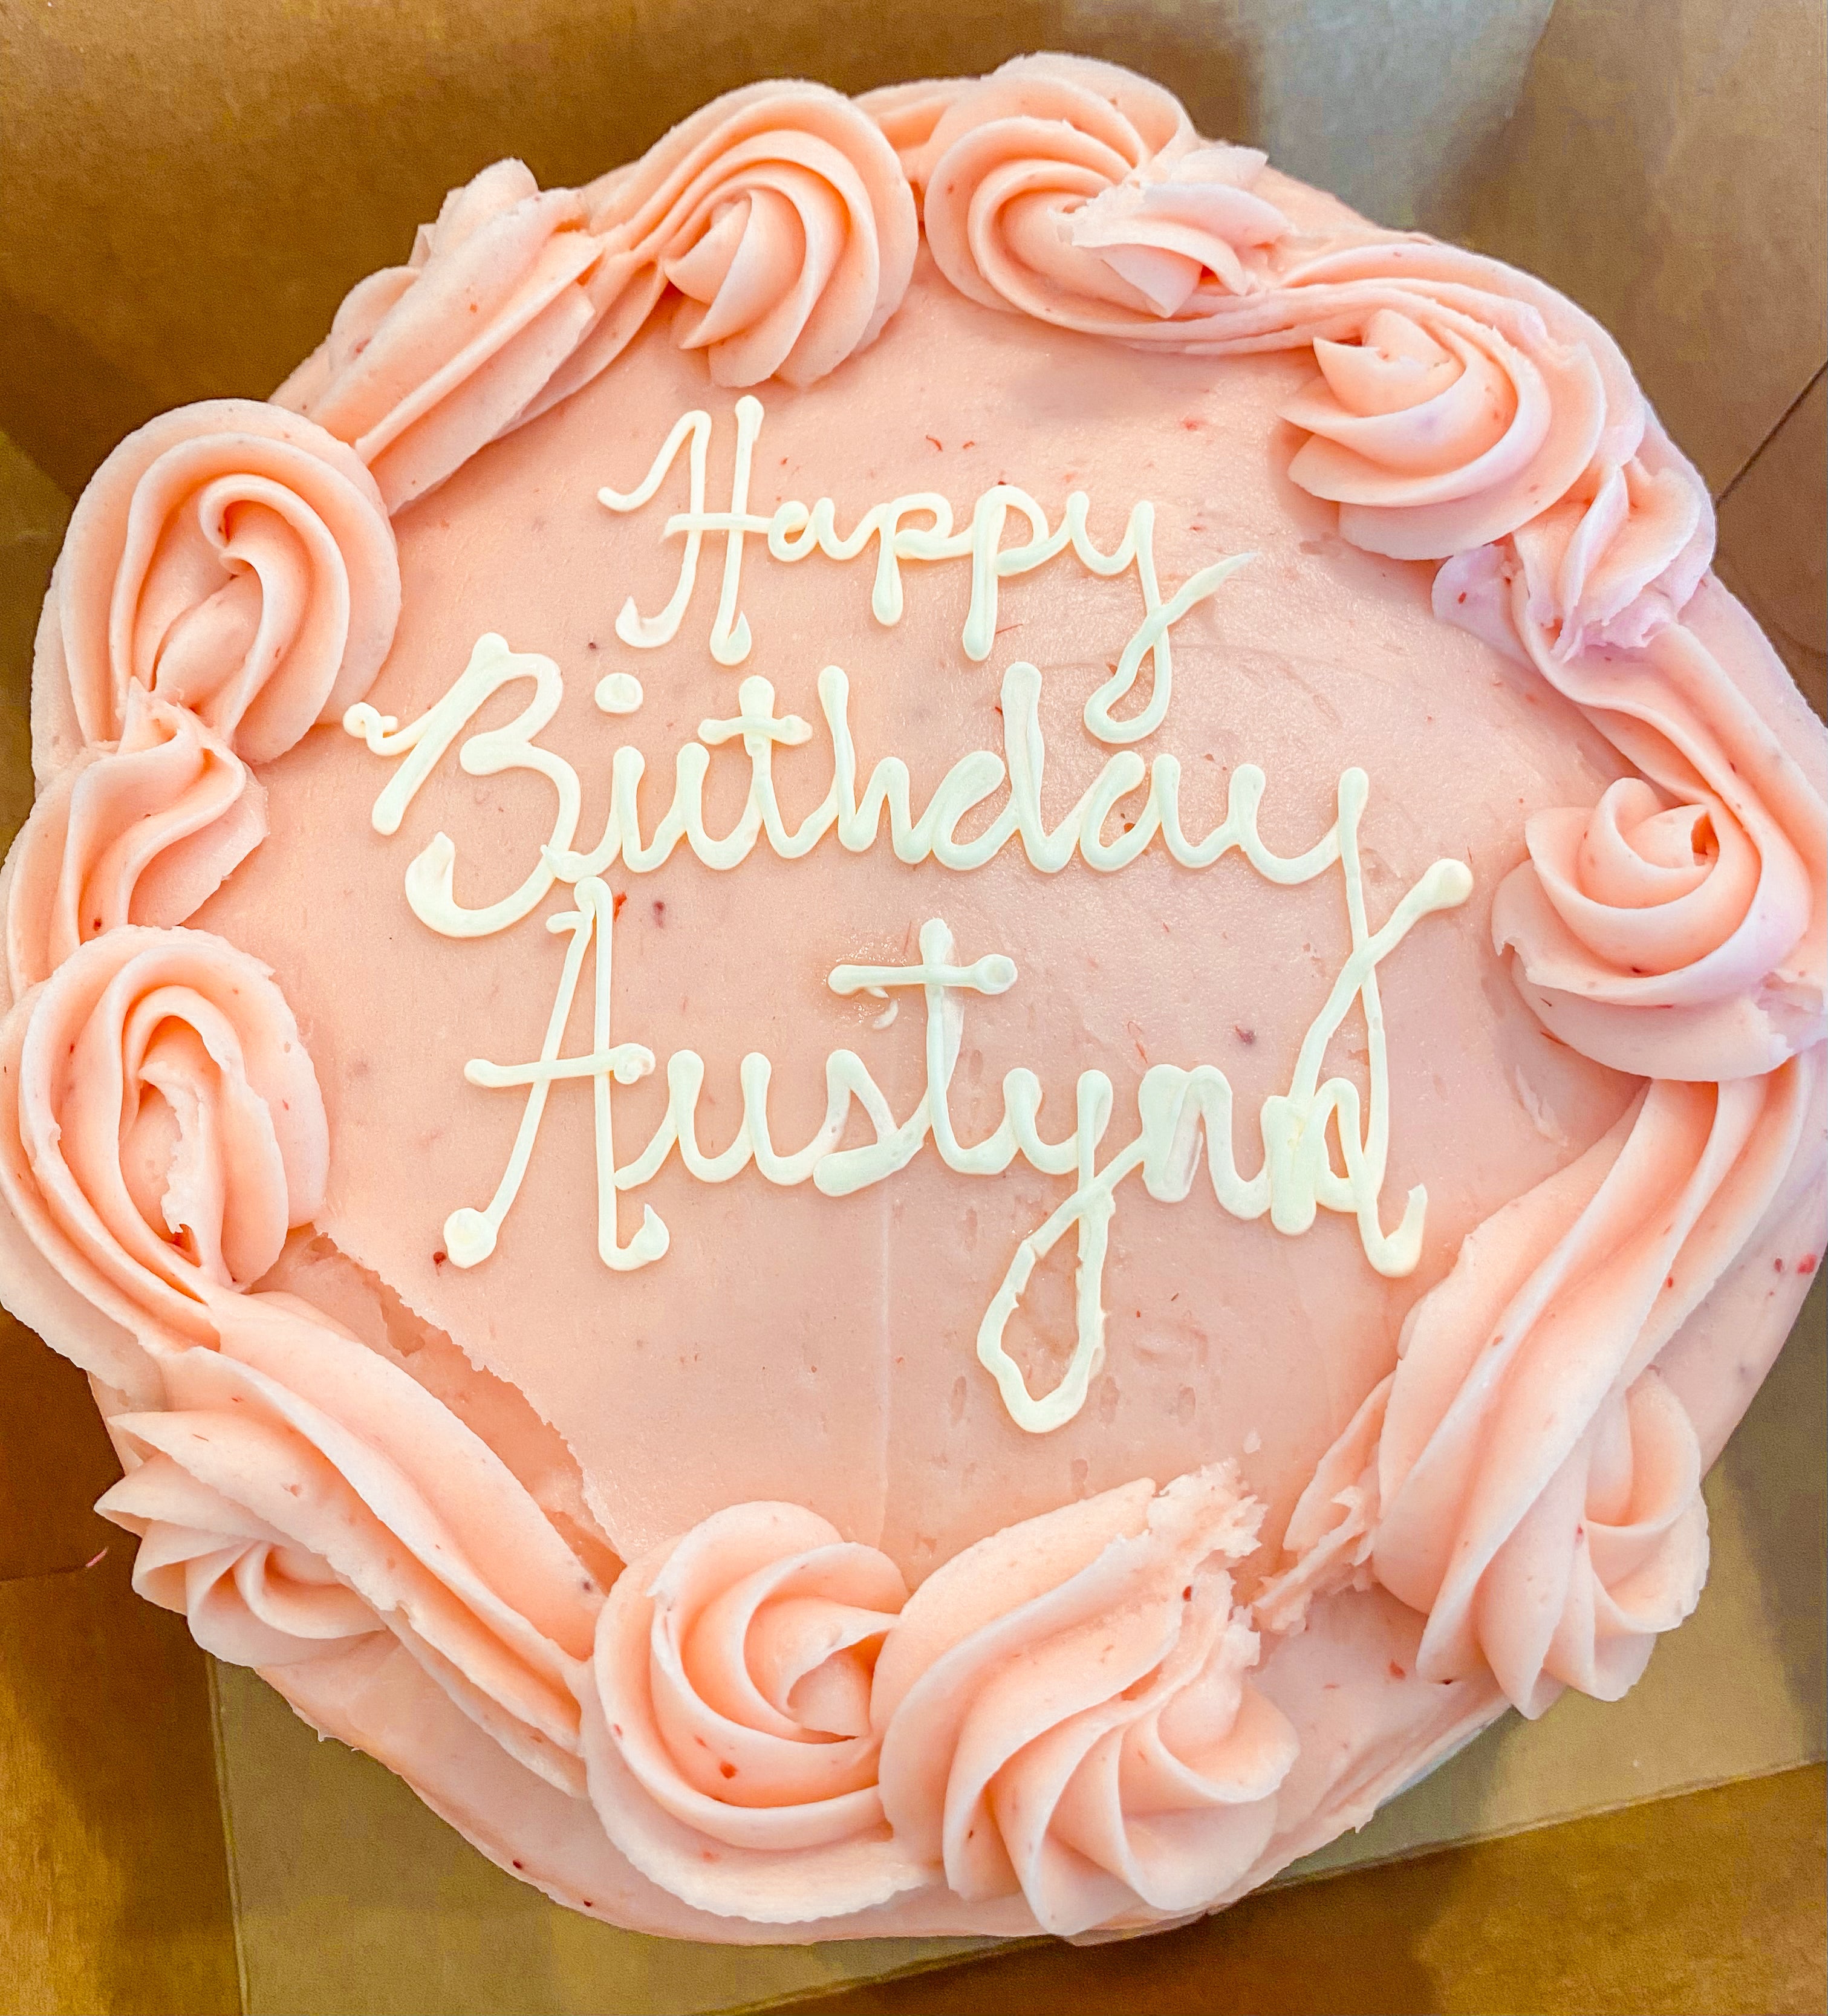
left=211, top=1666, right=984, bottom=2016
left=1, top=2, right=1826, bottom=2011
left=0, top=1548, right=238, bottom=2016
left=784, top=1764, right=1828, bottom=2016
left=0, top=436, right=65, bottom=856
left=1716, top=370, right=1828, bottom=715
left=1463, top=0, right=1828, bottom=495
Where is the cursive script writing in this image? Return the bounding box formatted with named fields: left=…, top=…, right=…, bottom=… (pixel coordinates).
left=343, top=412, right=1472, bottom=1431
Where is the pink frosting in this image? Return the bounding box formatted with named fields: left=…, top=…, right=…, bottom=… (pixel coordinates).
left=573, top=81, right=917, bottom=397
left=278, top=85, right=916, bottom=507
left=873, top=1468, right=1296, bottom=1937
left=582, top=1501, right=924, bottom=1920
left=102, top=1432, right=383, bottom=1664
left=5, top=54, right=1826, bottom=1945
left=275, top=161, right=605, bottom=513
left=854, top=78, right=971, bottom=197
left=261, top=1229, right=624, bottom=1590
left=1271, top=244, right=1642, bottom=564
left=1509, top=417, right=1713, bottom=654
left=1475, top=579, right=1826, bottom=1081
left=921, top=54, right=1228, bottom=324
left=1281, top=1057, right=1821, bottom=1717
left=0, top=926, right=326, bottom=1370
left=581, top=1469, right=1296, bottom=1933
left=97, top=1287, right=603, bottom=1789
left=911, top=67, right=1702, bottom=602
left=3, top=683, right=265, bottom=1001
left=39, top=401, right=399, bottom=770
left=1067, top=143, right=1290, bottom=313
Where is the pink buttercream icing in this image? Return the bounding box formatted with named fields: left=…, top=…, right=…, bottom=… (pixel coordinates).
left=36, top=401, right=399, bottom=772
left=274, top=160, right=608, bottom=513
left=276, top=83, right=917, bottom=513
left=920, top=54, right=1266, bottom=325
left=1465, top=573, right=1827, bottom=1081
left=99, top=1288, right=603, bottom=1789
left=854, top=78, right=970, bottom=197
left=2, top=684, right=265, bottom=1001
left=873, top=1466, right=1296, bottom=1937
left=581, top=1466, right=1295, bottom=1933
left=0, top=927, right=325, bottom=1375
left=4, top=54, right=1825, bottom=1945
left=582, top=1501, right=922, bottom=1920
left=906, top=62, right=1701, bottom=612
left=1277, top=1055, right=1823, bottom=1715
left=574, top=81, right=917, bottom=398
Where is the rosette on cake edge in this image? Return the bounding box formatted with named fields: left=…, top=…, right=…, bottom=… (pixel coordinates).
left=579, top=1501, right=927, bottom=1922
left=1488, top=585, right=1824, bottom=1084
left=871, top=1468, right=1298, bottom=1938
left=571, top=1466, right=1308, bottom=1935
left=0, top=684, right=265, bottom=1009
left=1266, top=1054, right=1825, bottom=1717
left=275, top=81, right=917, bottom=510
left=918, top=53, right=1270, bottom=323
left=0, top=923, right=607, bottom=1790
left=31, top=400, right=400, bottom=776
left=571, top=80, right=917, bottom=397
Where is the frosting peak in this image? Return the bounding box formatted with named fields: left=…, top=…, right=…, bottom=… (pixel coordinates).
left=276, top=161, right=603, bottom=511
left=575, top=81, right=918, bottom=394
left=40, top=401, right=399, bottom=771
left=1068, top=143, right=1289, bottom=313
left=0, top=926, right=326, bottom=1374
left=876, top=1467, right=1295, bottom=1936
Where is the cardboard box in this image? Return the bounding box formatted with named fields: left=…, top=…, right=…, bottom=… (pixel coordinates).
left=2, top=3, right=1823, bottom=2010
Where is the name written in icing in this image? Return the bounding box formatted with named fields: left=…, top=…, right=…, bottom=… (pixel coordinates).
left=343, top=403, right=1474, bottom=1432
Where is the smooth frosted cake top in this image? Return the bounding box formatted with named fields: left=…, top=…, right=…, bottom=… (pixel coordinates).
left=4, top=54, right=1823, bottom=1942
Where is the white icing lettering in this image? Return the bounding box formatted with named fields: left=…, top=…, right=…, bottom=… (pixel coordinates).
left=345, top=409, right=1474, bottom=1436
left=597, top=398, right=1249, bottom=744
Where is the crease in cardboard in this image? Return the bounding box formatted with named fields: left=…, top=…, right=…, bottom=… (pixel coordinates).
left=206, top=1654, right=256, bottom=2016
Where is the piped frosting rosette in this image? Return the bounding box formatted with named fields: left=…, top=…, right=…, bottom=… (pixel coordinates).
left=920, top=54, right=1293, bottom=327
left=1505, top=415, right=1714, bottom=655
left=97, top=1290, right=603, bottom=1790
left=0, top=922, right=604, bottom=1785
left=917, top=84, right=1714, bottom=636
left=580, top=1468, right=1295, bottom=1933
left=278, top=84, right=917, bottom=510
left=873, top=1466, right=1295, bottom=1937
left=579, top=1500, right=924, bottom=1922
left=1455, top=573, right=1827, bottom=1081
left=571, top=80, right=917, bottom=396
left=2, top=684, right=264, bottom=1003
left=0, top=926, right=327, bottom=1395
left=1275, top=1056, right=1821, bottom=1717
left=1271, top=243, right=1670, bottom=567
left=35, top=402, right=399, bottom=773
left=275, top=161, right=608, bottom=512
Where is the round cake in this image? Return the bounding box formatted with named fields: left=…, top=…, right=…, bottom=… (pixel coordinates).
left=4, top=54, right=1822, bottom=1943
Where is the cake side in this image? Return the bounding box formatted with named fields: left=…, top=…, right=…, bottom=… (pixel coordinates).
left=0, top=53, right=1821, bottom=1944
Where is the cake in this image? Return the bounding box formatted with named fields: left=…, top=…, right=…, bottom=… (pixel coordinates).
left=4, top=53, right=1822, bottom=1943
